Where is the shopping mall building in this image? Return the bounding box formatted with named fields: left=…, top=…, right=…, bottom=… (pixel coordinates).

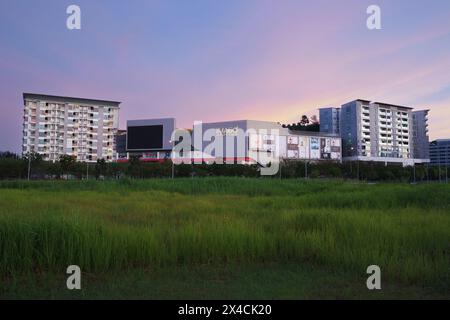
left=118, top=118, right=342, bottom=165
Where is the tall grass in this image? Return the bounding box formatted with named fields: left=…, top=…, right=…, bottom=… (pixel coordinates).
left=0, top=178, right=449, bottom=288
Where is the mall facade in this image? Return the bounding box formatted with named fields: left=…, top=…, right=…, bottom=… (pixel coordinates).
left=118, top=118, right=342, bottom=165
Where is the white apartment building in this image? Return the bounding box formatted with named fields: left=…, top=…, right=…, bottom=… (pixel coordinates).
left=339, top=99, right=428, bottom=165
left=22, top=93, right=120, bottom=162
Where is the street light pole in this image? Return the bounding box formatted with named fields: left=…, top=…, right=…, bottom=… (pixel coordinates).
left=357, top=160, right=360, bottom=181
left=172, top=160, right=174, bottom=179
left=446, top=166, right=448, bottom=184
left=27, top=153, right=31, bottom=181
left=279, top=159, right=282, bottom=180
left=438, top=151, right=441, bottom=183
left=170, top=139, right=175, bottom=179
left=305, top=160, right=308, bottom=179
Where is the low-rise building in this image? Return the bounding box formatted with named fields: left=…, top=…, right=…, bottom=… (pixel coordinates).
left=429, top=139, right=450, bottom=166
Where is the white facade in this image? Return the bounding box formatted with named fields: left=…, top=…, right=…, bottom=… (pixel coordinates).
left=193, top=120, right=342, bottom=165
left=341, top=100, right=420, bottom=164
left=250, top=131, right=341, bottom=162
left=22, top=93, right=120, bottom=162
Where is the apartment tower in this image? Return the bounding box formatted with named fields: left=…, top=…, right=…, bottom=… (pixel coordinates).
left=22, top=93, right=120, bottom=162
left=319, top=107, right=340, bottom=135
left=340, top=99, right=414, bottom=162
left=412, top=109, right=430, bottom=159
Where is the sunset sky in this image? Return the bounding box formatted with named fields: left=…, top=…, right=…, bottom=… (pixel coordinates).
left=1, top=0, right=450, bottom=152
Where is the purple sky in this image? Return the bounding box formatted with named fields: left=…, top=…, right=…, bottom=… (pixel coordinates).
left=1, top=0, right=450, bottom=153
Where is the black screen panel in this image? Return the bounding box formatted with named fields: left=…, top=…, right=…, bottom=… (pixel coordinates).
left=127, top=125, right=163, bottom=150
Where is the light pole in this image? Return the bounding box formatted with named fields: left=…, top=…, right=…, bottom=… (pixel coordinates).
left=172, top=160, right=174, bottom=179
left=350, top=146, right=357, bottom=180
left=438, top=152, right=441, bottom=183
left=27, top=153, right=31, bottom=181
left=357, top=159, right=360, bottom=181
left=279, top=159, right=282, bottom=180
left=169, top=140, right=174, bottom=179
left=357, top=139, right=365, bottom=181
left=446, top=166, right=448, bottom=184
left=304, top=160, right=308, bottom=179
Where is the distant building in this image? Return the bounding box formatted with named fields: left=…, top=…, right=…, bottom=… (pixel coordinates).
left=339, top=99, right=428, bottom=165
left=22, top=93, right=120, bottom=162
left=125, top=118, right=176, bottom=161
left=119, top=118, right=342, bottom=164
left=412, top=110, right=430, bottom=160
left=429, top=139, right=450, bottom=166
left=319, top=107, right=340, bottom=134
left=192, top=120, right=342, bottom=165
left=115, top=130, right=127, bottom=159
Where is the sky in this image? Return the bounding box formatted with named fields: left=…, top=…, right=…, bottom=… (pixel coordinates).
left=1, top=0, right=450, bottom=153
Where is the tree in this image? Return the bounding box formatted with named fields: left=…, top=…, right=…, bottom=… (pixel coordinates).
left=59, top=155, right=76, bottom=179
left=23, top=152, right=43, bottom=179
left=304, top=115, right=320, bottom=132
left=282, top=115, right=320, bottom=132
left=300, top=115, right=310, bottom=126
left=0, top=158, right=26, bottom=179
left=95, top=158, right=107, bottom=179
left=71, top=162, right=85, bottom=180
left=0, top=151, right=20, bottom=159
left=128, top=155, right=142, bottom=178
left=23, top=152, right=43, bottom=163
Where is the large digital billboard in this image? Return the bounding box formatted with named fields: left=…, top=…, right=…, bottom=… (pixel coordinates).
left=126, top=118, right=175, bottom=152
left=127, top=125, right=163, bottom=150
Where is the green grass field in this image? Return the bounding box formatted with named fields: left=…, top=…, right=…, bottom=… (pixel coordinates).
left=0, top=178, right=449, bottom=299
